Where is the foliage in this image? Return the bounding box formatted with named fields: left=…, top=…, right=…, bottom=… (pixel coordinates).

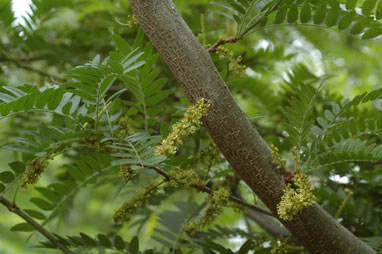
left=0, top=0, right=382, bottom=253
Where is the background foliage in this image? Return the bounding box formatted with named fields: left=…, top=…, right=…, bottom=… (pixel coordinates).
left=0, top=0, right=382, bottom=253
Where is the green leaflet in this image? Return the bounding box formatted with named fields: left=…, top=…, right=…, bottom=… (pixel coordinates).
left=211, top=0, right=382, bottom=40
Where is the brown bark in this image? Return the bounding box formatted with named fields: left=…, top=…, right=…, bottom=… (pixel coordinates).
left=128, top=1, right=376, bottom=253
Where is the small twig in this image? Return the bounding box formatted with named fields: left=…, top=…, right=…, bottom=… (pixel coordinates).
left=147, top=166, right=275, bottom=217
left=207, top=36, right=238, bottom=53
left=0, top=54, right=67, bottom=82
left=0, top=196, right=72, bottom=254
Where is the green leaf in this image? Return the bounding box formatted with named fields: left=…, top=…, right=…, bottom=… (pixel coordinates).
left=133, top=29, right=144, bottom=48
left=128, top=236, right=139, bottom=253
left=114, top=235, right=125, bottom=250
left=237, top=0, right=249, bottom=8
left=3, top=86, right=26, bottom=97
left=376, top=0, right=382, bottom=19
left=47, top=88, right=65, bottom=110
left=24, top=209, right=46, bottom=220
left=226, top=0, right=246, bottom=14
left=326, top=8, right=339, bottom=27
left=287, top=5, right=298, bottom=23
left=144, top=78, right=168, bottom=97
left=49, top=183, right=71, bottom=196
left=317, top=117, right=328, bottom=128
left=350, top=17, right=373, bottom=34
left=275, top=5, right=288, bottom=24
left=80, top=233, right=97, bottom=246
left=125, top=61, right=146, bottom=73
left=109, top=59, right=124, bottom=74
left=10, top=223, right=35, bottom=232
left=8, top=161, right=25, bottom=176
left=35, top=88, right=53, bottom=109
left=34, top=187, right=61, bottom=203
left=362, top=0, right=378, bottom=15
left=346, top=0, right=358, bottom=9
left=362, top=27, right=382, bottom=39
left=338, top=11, right=355, bottom=30
left=324, top=109, right=335, bottom=121
left=30, top=198, right=55, bottom=211
left=0, top=171, right=15, bottom=183
left=313, top=4, right=327, bottom=25
left=64, top=164, right=85, bottom=181
left=238, top=239, right=253, bottom=254
left=300, top=3, right=312, bottom=23
left=112, top=34, right=131, bottom=55
left=0, top=183, right=5, bottom=193
left=146, top=89, right=173, bottom=106
left=98, top=234, right=112, bottom=248
left=0, top=92, right=15, bottom=103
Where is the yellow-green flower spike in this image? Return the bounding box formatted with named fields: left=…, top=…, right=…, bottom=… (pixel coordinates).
left=216, top=46, right=246, bottom=76
left=113, top=182, right=160, bottom=223
left=185, top=187, right=230, bottom=235
left=21, top=158, right=49, bottom=188
left=118, top=117, right=135, bottom=138
left=271, top=144, right=287, bottom=170
left=118, top=164, right=135, bottom=184
left=155, top=98, right=210, bottom=156
left=277, top=170, right=316, bottom=221
left=168, top=169, right=202, bottom=188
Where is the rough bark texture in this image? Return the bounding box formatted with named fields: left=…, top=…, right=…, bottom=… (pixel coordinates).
left=129, top=1, right=376, bottom=253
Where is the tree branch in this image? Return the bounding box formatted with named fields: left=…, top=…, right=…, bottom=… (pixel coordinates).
left=148, top=166, right=274, bottom=217
left=0, top=54, right=67, bottom=82
left=0, top=196, right=72, bottom=254
left=207, top=36, right=238, bottom=53
left=129, top=1, right=375, bottom=253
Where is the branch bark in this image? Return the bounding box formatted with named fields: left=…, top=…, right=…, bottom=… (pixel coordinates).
left=0, top=196, right=72, bottom=254
left=129, top=1, right=375, bottom=254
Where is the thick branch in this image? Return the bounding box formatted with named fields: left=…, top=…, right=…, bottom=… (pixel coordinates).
left=129, top=1, right=375, bottom=253
left=0, top=196, right=72, bottom=254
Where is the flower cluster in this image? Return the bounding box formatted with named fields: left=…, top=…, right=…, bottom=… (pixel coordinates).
left=271, top=238, right=305, bottom=254
left=84, top=135, right=112, bottom=152
left=155, top=98, right=210, bottom=156
left=185, top=187, right=229, bottom=235
left=113, top=182, right=160, bottom=223
left=277, top=170, right=316, bottom=221
left=168, top=169, right=202, bottom=188
left=21, top=158, right=49, bottom=188
left=118, top=117, right=135, bottom=138
left=127, top=15, right=137, bottom=28
left=216, top=46, right=246, bottom=76
left=197, top=14, right=209, bottom=48
left=118, top=164, right=135, bottom=184
left=271, top=144, right=287, bottom=170
left=271, top=239, right=288, bottom=254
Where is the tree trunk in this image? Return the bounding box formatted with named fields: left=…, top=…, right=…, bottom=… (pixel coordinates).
left=128, top=1, right=376, bottom=253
